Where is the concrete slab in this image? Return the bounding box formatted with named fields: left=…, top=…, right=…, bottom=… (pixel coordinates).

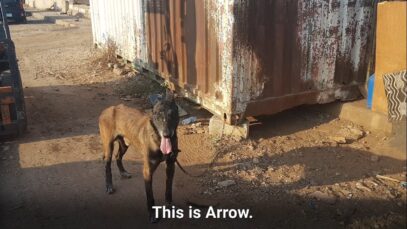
left=29, top=9, right=84, bottom=27
left=323, top=99, right=406, bottom=154
left=209, top=115, right=249, bottom=139
left=337, top=100, right=393, bottom=134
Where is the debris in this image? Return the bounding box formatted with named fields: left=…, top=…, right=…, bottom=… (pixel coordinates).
left=370, top=155, right=380, bottom=162
left=148, top=94, right=162, bottom=106
left=120, top=95, right=132, bottom=101
left=339, top=190, right=353, bottom=199
left=107, top=63, right=114, bottom=68
left=330, top=136, right=347, bottom=144
left=247, top=143, right=255, bottom=150
left=308, top=191, right=337, bottom=204
left=348, top=128, right=365, bottom=140
left=113, top=68, right=125, bottom=76
left=355, top=182, right=372, bottom=192
left=217, top=180, right=236, bottom=188
left=125, top=72, right=136, bottom=78
left=196, top=129, right=205, bottom=134
left=367, top=180, right=379, bottom=187
left=181, top=116, right=197, bottom=125
left=401, top=181, right=407, bottom=188
left=376, top=175, right=402, bottom=183
left=252, top=158, right=260, bottom=164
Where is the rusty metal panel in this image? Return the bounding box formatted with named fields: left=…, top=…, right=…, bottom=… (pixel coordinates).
left=145, top=0, right=227, bottom=119
left=232, top=0, right=375, bottom=120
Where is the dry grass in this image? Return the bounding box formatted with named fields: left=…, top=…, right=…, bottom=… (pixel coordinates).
left=91, top=39, right=119, bottom=68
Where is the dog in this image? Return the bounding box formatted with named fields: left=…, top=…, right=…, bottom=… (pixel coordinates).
left=99, top=90, right=179, bottom=223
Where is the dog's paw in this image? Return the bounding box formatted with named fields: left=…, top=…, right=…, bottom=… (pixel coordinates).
left=149, top=215, right=160, bottom=224
left=106, top=185, right=115, bottom=194
left=120, top=172, right=132, bottom=179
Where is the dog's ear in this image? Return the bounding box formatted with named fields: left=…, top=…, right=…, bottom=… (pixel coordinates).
left=165, top=89, right=175, bottom=102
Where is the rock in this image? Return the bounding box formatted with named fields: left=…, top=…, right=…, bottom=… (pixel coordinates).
left=348, top=128, right=365, bottom=141
left=217, top=180, right=236, bottom=188
left=267, top=166, right=275, bottom=173
left=252, top=158, right=260, bottom=164
left=107, top=63, right=114, bottom=68
left=113, top=64, right=120, bottom=69
left=370, top=155, right=380, bottom=162
left=308, top=191, right=337, bottom=204
left=120, top=95, right=132, bottom=101
left=196, top=129, right=205, bottom=134
left=126, top=72, right=136, bottom=78
left=113, top=68, right=125, bottom=75
left=330, top=136, right=347, bottom=144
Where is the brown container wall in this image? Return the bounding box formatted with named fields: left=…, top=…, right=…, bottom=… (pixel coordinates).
left=144, top=0, right=233, bottom=120
left=145, top=1, right=223, bottom=112
left=91, top=1, right=375, bottom=124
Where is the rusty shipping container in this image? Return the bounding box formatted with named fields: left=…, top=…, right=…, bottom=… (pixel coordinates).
left=90, top=0, right=375, bottom=124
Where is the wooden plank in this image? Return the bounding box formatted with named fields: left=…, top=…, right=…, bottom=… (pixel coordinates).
left=0, top=86, right=12, bottom=94
left=1, top=104, right=11, bottom=124
left=0, top=97, right=15, bottom=105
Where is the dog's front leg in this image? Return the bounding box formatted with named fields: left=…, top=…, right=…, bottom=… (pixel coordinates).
left=143, top=159, right=159, bottom=223
left=165, top=159, right=175, bottom=205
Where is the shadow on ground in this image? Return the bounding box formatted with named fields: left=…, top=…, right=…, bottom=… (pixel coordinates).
left=0, top=79, right=405, bottom=228
left=0, top=143, right=405, bottom=228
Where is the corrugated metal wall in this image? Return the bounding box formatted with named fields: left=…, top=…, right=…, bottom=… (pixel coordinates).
left=90, top=0, right=148, bottom=65
left=90, top=0, right=375, bottom=124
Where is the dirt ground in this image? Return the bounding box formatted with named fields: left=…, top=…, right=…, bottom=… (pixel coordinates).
left=0, top=14, right=406, bottom=229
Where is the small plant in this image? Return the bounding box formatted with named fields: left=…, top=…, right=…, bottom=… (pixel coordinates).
left=91, top=39, right=119, bottom=68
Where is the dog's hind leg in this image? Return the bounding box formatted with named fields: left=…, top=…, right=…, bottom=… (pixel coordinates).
left=104, top=141, right=115, bottom=194
left=116, top=136, right=131, bottom=179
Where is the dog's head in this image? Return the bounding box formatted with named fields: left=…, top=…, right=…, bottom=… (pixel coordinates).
left=152, top=90, right=179, bottom=154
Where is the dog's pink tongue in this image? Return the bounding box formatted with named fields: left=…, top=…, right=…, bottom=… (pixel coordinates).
left=160, top=138, right=172, bottom=155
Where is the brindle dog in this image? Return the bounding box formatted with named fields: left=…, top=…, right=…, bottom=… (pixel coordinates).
left=99, top=91, right=179, bottom=223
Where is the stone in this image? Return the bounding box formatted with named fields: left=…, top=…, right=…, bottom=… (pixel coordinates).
left=217, top=180, right=236, bottom=188
left=209, top=115, right=249, bottom=139
left=113, top=68, right=125, bottom=76
left=330, top=136, right=347, bottom=144
left=348, top=128, right=365, bottom=141
left=252, top=158, right=260, bottom=164
left=107, top=63, right=114, bottom=68
left=126, top=72, right=136, bottom=78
